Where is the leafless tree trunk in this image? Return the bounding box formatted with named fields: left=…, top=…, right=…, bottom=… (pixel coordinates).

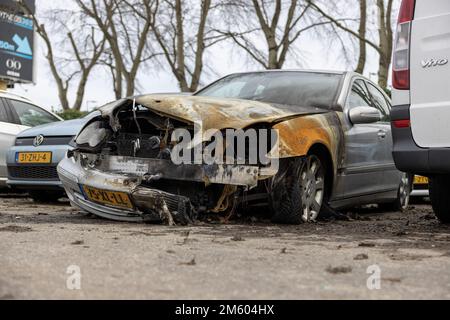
left=76, top=0, right=157, bottom=99
left=144, top=0, right=219, bottom=92
left=309, top=0, right=395, bottom=88
left=355, top=0, right=367, bottom=74
left=377, top=0, right=394, bottom=89
left=21, top=4, right=105, bottom=111
left=220, top=0, right=333, bottom=69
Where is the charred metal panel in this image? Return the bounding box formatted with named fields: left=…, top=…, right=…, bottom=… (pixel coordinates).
left=79, top=153, right=260, bottom=188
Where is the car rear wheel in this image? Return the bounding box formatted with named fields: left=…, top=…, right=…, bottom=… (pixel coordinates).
left=429, top=175, right=450, bottom=223
left=270, top=155, right=326, bottom=224
left=395, top=173, right=413, bottom=211
left=29, top=190, right=65, bottom=203
left=379, top=173, right=412, bottom=212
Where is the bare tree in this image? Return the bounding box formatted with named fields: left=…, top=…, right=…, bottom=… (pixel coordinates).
left=142, top=0, right=223, bottom=92
left=356, top=0, right=367, bottom=74
left=376, top=0, right=394, bottom=89
left=219, top=0, right=335, bottom=69
left=309, top=0, right=396, bottom=88
left=21, top=5, right=105, bottom=110
left=76, top=0, right=158, bottom=98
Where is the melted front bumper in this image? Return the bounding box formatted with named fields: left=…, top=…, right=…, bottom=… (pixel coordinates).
left=57, top=153, right=264, bottom=223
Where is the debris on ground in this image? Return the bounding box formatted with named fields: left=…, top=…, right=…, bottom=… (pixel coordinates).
left=326, top=266, right=352, bottom=274
left=0, top=225, right=32, bottom=233
left=358, top=242, right=376, bottom=248
left=180, top=257, right=196, bottom=266
left=354, top=253, right=369, bottom=260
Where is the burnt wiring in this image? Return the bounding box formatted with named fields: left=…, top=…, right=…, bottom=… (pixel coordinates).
left=132, top=98, right=142, bottom=156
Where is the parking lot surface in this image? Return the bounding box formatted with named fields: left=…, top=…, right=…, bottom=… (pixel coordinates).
left=1, top=193, right=450, bottom=299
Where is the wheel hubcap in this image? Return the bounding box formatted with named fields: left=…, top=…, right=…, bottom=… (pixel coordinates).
left=399, top=174, right=411, bottom=210
left=300, top=156, right=325, bottom=222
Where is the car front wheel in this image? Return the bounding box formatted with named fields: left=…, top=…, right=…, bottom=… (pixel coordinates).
left=270, top=155, right=326, bottom=224
left=429, top=175, right=450, bottom=223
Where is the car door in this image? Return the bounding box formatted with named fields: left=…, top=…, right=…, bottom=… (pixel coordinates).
left=0, top=98, right=24, bottom=184
left=366, top=82, right=401, bottom=192
left=340, top=78, right=390, bottom=199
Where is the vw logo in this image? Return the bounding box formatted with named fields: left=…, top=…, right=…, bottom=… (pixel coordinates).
left=6, top=59, right=22, bottom=71
left=33, top=135, right=44, bottom=147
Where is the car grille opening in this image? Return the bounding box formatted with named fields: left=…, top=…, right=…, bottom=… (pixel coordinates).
left=8, top=166, right=59, bottom=181
left=15, top=136, right=74, bottom=146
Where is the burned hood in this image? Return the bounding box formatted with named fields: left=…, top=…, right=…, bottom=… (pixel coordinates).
left=99, top=94, right=330, bottom=131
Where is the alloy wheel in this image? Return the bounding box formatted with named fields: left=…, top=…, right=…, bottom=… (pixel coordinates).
left=399, top=173, right=411, bottom=210
left=300, top=155, right=325, bottom=222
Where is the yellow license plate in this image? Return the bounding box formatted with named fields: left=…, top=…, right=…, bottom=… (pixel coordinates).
left=414, top=176, right=429, bottom=185
left=82, top=185, right=133, bottom=209
left=16, top=152, right=52, bottom=164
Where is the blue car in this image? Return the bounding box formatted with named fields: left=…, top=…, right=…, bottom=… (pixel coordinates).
left=6, top=113, right=95, bottom=202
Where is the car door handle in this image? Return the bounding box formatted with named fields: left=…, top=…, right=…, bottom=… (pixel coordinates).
left=378, top=130, right=387, bottom=139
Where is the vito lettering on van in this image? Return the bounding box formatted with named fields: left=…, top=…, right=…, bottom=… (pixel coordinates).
left=421, top=58, right=448, bottom=68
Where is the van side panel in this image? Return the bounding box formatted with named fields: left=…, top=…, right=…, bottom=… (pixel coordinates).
left=409, top=0, right=450, bottom=148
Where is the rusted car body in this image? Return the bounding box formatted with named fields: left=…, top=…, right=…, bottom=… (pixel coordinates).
left=58, top=70, right=411, bottom=224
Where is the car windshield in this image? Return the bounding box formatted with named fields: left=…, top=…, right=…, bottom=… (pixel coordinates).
left=196, top=71, right=342, bottom=109
left=9, top=99, right=61, bottom=127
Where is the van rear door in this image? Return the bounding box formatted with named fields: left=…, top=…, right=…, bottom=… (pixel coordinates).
left=409, top=0, right=450, bottom=148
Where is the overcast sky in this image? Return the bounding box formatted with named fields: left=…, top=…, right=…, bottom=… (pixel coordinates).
left=9, top=0, right=384, bottom=113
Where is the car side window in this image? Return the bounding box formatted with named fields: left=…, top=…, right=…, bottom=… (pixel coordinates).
left=347, top=79, right=372, bottom=109
left=9, top=99, right=59, bottom=127
left=0, top=99, right=9, bottom=123
left=367, top=83, right=390, bottom=122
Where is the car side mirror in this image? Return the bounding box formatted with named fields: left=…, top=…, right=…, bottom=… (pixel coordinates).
left=349, top=106, right=382, bottom=124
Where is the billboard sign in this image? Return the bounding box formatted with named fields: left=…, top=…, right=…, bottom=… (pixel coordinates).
left=0, top=0, right=35, bottom=83
left=0, top=1, right=35, bottom=14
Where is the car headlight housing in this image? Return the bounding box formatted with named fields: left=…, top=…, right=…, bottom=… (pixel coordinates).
left=75, top=121, right=111, bottom=149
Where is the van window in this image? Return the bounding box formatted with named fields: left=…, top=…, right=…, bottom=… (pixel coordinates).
left=9, top=100, right=60, bottom=127
left=367, top=84, right=390, bottom=122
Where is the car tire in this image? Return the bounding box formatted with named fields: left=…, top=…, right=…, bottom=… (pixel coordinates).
left=381, top=173, right=413, bottom=212
left=429, top=175, right=450, bottom=223
left=270, top=155, right=326, bottom=224
left=29, top=191, right=64, bottom=203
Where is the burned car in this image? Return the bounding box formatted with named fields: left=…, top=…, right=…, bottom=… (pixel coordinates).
left=57, top=70, right=411, bottom=224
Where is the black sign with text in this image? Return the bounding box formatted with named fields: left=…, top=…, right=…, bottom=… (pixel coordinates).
left=0, top=0, right=35, bottom=14
left=0, top=0, right=34, bottom=83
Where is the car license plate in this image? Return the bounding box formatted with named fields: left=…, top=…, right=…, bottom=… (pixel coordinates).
left=414, top=175, right=429, bottom=185
left=81, top=185, right=133, bottom=209
left=16, top=152, right=52, bottom=164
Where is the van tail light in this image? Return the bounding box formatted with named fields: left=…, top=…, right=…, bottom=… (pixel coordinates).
left=392, top=0, right=416, bottom=90
left=393, top=119, right=411, bottom=128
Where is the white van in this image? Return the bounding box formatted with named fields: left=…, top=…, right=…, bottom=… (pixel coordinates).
left=391, top=0, right=450, bottom=222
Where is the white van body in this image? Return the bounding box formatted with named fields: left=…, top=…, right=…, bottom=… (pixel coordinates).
left=409, top=0, right=450, bottom=148
left=391, top=0, right=450, bottom=222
